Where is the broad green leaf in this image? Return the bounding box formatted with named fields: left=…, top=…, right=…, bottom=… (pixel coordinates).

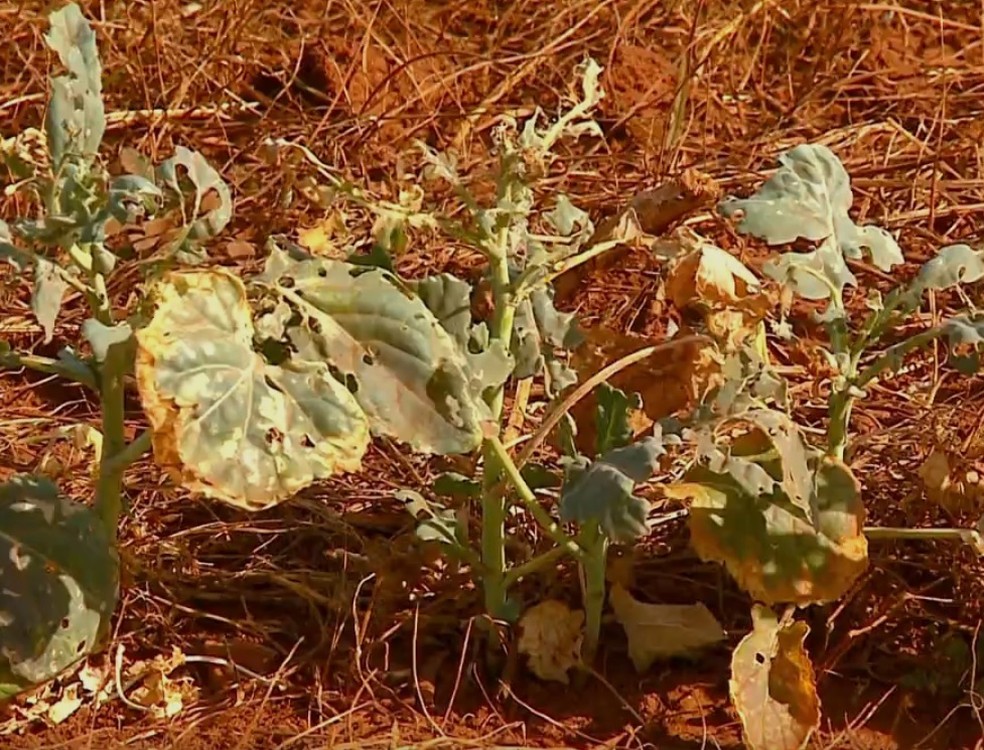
left=412, top=273, right=473, bottom=348
left=0, top=475, right=118, bottom=700
left=595, top=383, right=643, bottom=456
left=667, top=433, right=867, bottom=605
left=81, top=319, right=132, bottom=362
left=611, top=583, right=724, bottom=672
left=720, top=144, right=903, bottom=310
left=135, top=269, right=370, bottom=510
left=259, top=247, right=511, bottom=455
left=559, top=437, right=664, bottom=542
left=33, top=258, right=70, bottom=343
left=545, top=195, right=590, bottom=236
left=730, top=605, right=820, bottom=750
left=44, top=3, right=105, bottom=166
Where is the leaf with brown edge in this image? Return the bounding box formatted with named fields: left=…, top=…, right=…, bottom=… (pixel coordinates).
left=662, top=230, right=774, bottom=349
left=135, top=269, right=370, bottom=510
left=730, top=605, right=820, bottom=750
left=610, top=584, right=725, bottom=672
left=666, top=427, right=867, bottom=605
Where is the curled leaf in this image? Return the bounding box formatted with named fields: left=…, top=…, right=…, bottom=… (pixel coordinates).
left=135, top=269, right=370, bottom=510
left=730, top=605, right=820, bottom=750
left=517, top=600, right=584, bottom=684
left=559, top=437, right=664, bottom=542
left=0, top=475, right=118, bottom=700
left=610, top=584, right=724, bottom=672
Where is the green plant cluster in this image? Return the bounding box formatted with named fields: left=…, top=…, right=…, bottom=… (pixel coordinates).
left=3, top=6, right=984, bottom=748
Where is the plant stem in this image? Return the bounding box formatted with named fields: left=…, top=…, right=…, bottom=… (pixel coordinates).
left=579, top=524, right=607, bottom=666
left=864, top=526, right=982, bottom=547
left=503, top=545, right=568, bottom=588
left=98, top=429, right=151, bottom=477
left=94, top=342, right=129, bottom=543
left=827, top=389, right=853, bottom=461
left=486, top=435, right=585, bottom=559
left=479, top=241, right=518, bottom=621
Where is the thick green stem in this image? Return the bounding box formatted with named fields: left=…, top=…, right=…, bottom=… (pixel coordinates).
left=94, top=342, right=130, bottom=543
left=580, top=525, right=607, bottom=666
left=827, top=389, right=853, bottom=461
left=479, top=243, right=517, bottom=621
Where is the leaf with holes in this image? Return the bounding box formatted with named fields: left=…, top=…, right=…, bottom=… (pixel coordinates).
left=730, top=605, right=820, bottom=750
left=512, top=286, right=582, bottom=385
left=666, top=425, right=867, bottom=605
left=158, top=146, right=232, bottom=260
left=0, top=475, right=118, bottom=700
left=135, top=269, right=370, bottom=510
left=258, top=246, right=512, bottom=455
left=44, top=3, right=105, bottom=167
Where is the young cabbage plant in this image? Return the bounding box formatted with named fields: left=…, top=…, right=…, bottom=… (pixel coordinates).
left=556, top=383, right=670, bottom=665
left=0, top=3, right=232, bottom=698
left=719, top=143, right=984, bottom=549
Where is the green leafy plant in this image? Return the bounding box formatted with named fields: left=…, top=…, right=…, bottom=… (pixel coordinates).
left=0, top=2, right=231, bottom=697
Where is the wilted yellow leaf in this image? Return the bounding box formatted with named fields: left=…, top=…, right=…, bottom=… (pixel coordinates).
left=919, top=447, right=984, bottom=518
left=517, top=599, right=584, bottom=684
left=610, top=583, right=725, bottom=672
left=298, top=212, right=348, bottom=257
left=730, top=605, right=820, bottom=750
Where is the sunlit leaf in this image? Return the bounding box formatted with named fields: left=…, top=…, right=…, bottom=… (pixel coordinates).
left=159, top=146, right=232, bottom=258
left=33, top=258, right=70, bottom=343
left=668, top=421, right=866, bottom=604
left=730, top=605, right=820, bottom=750
left=720, top=144, right=903, bottom=311
left=0, top=475, right=118, bottom=700
left=81, top=319, right=132, bottom=362
left=610, top=583, right=724, bottom=672
left=135, top=269, right=370, bottom=510
left=44, top=3, right=105, bottom=166
left=260, top=247, right=512, bottom=455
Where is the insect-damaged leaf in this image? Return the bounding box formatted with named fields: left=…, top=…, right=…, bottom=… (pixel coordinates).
left=44, top=3, right=105, bottom=167
left=720, top=144, right=903, bottom=310
left=610, top=584, right=725, bottom=672
left=559, top=436, right=665, bottom=542
left=260, top=246, right=512, bottom=455
left=730, top=605, right=820, bottom=750
left=666, top=425, right=867, bottom=605
left=159, top=146, right=232, bottom=259
left=0, top=475, right=118, bottom=700
left=135, top=269, right=369, bottom=510
left=33, top=258, right=70, bottom=343
left=512, top=285, right=582, bottom=383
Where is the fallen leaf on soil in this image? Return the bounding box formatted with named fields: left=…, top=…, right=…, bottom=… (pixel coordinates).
left=297, top=212, right=347, bottom=258
left=128, top=646, right=198, bottom=719
left=730, top=605, right=820, bottom=750
left=610, top=583, right=725, bottom=672
left=45, top=685, right=82, bottom=725
left=517, top=599, right=584, bottom=684
left=919, top=447, right=984, bottom=517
